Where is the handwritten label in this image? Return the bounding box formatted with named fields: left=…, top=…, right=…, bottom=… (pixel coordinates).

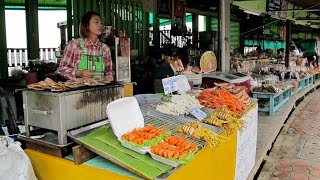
left=188, top=106, right=207, bottom=121
left=162, top=76, right=178, bottom=94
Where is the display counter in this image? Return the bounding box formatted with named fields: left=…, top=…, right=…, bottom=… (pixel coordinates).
left=26, top=131, right=236, bottom=180
left=26, top=103, right=258, bottom=180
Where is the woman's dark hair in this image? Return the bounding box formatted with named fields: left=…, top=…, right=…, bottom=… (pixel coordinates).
left=79, top=11, right=101, bottom=38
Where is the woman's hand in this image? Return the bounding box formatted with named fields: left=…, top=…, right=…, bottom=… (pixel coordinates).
left=75, top=70, right=93, bottom=78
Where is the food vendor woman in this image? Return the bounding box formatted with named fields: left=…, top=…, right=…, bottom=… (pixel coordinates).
left=57, top=11, right=113, bottom=81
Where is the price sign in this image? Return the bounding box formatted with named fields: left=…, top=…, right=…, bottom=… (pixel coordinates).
left=188, top=106, right=207, bottom=121
left=162, top=76, right=178, bottom=94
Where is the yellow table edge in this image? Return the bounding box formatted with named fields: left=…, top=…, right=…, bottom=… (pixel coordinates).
left=26, top=129, right=237, bottom=180
left=25, top=149, right=135, bottom=180
left=26, top=92, right=255, bottom=180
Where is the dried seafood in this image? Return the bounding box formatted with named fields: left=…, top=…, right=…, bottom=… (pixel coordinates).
left=177, top=121, right=226, bottom=149
left=203, top=108, right=245, bottom=135
left=27, top=77, right=111, bottom=91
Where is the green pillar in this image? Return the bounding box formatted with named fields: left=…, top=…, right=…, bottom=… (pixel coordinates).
left=239, top=19, right=245, bottom=54
left=205, top=16, right=211, bottom=31
left=116, top=0, right=120, bottom=35
left=25, top=0, right=39, bottom=59
left=128, top=1, right=133, bottom=48
left=285, top=20, right=291, bottom=68
left=138, top=7, right=143, bottom=58
left=73, top=0, right=79, bottom=38
left=67, top=0, right=72, bottom=41
left=192, top=13, right=198, bottom=46
left=142, top=11, right=149, bottom=57
left=153, top=15, right=160, bottom=48
left=104, top=0, right=112, bottom=25
left=132, top=2, right=137, bottom=49
left=0, top=0, right=8, bottom=77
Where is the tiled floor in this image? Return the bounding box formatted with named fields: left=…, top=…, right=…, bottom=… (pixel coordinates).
left=259, top=90, right=320, bottom=180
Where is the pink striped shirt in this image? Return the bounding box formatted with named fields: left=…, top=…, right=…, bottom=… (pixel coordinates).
left=57, top=38, right=113, bottom=80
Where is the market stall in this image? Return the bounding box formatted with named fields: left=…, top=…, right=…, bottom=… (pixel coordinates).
left=26, top=107, right=257, bottom=180
left=229, top=46, right=320, bottom=116
left=22, top=73, right=258, bottom=180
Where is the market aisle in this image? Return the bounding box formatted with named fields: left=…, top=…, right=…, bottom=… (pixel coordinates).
left=258, top=90, right=320, bottom=180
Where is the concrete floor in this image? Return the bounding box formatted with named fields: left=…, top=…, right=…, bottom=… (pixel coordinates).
left=249, top=81, right=320, bottom=180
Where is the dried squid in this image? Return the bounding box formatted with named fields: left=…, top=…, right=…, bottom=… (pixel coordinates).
left=177, top=121, right=226, bottom=149
left=203, top=108, right=245, bottom=135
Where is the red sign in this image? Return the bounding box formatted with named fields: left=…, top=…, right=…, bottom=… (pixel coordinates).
left=174, top=0, right=185, bottom=18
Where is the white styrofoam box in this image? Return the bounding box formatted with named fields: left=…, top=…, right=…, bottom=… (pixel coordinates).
left=176, top=75, right=191, bottom=94
left=106, top=97, right=144, bottom=138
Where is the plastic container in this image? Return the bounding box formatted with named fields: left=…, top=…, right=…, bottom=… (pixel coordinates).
left=118, top=138, right=149, bottom=154
left=106, top=97, right=148, bottom=154
left=148, top=151, right=179, bottom=167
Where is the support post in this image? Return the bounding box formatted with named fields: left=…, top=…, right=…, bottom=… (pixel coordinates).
left=285, top=20, right=291, bottom=68
left=205, top=16, right=211, bottom=32
left=239, top=20, right=245, bottom=55
left=0, top=0, right=8, bottom=77
left=217, top=4, right=221, bottom=71
left=25, top=0, right=39, bottom=59
left=59, top=25, right=67, bottom=50
left=219, top=0, right=230, bottom=71
left=153, top=15, right=160, bottom=48
left=192, top=13, right=198, bottom=47
left=66, top=0, right=72, bottom=41
left=142, top=12, right=149, bottom=57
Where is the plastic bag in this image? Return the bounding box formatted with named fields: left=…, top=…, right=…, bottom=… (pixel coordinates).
left=0, top=136, right=37, bottom=180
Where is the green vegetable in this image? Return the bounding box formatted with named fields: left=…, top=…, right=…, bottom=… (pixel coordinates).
left=122, top=131, right=171, bottom=149
left=175, top=151, right=196, bottom=165
left=143, top=131, right=171, bottom=146
left=161, top=94, right=172, bottom=102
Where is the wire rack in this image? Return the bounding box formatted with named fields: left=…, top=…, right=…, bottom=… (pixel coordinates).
left=140, top=105, right=226, bottom=148
left=143, top=115, right=206, bottom=147
left=140, top=105, right=224, bottom=134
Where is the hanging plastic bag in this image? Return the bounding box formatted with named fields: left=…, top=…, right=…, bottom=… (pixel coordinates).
left=0, top=136, right=37, bottom=180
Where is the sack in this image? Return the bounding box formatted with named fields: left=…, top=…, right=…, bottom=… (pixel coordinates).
left=0, top=137, right=37, bottom=180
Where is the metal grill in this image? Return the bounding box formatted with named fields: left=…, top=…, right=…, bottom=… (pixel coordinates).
left=139, top=105, right=226, bottom=148
left=143, top=115, right=206, bottom=148
left=140, top=105, right=224, bottom=134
